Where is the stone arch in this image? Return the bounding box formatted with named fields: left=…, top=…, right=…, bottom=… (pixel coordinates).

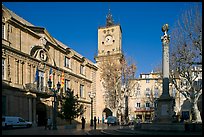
left=102, top=108, right=113, bottom=119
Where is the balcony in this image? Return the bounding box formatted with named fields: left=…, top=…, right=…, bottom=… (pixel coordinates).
left=25, top=83, right=53, bottom=97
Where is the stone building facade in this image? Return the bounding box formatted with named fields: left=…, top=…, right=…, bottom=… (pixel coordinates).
left=128, top=72, right=163, bottom=122
left=128, top=69, right=202, bottom=123
left=2, top=5, right=98, bottom=126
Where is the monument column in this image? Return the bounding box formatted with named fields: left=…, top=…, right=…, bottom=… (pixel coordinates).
left=154, top=24, right=174, bottom=123
left=139, top=24, right=185, bottom=132
left=161, top=24, right=170, bottom=98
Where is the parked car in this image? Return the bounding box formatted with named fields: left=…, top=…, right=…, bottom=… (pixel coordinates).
left=106, top=116, right=119, bottom=126
left=2, top=116, right=32, bottom=129
left=104, top=118, right=108, bottom=124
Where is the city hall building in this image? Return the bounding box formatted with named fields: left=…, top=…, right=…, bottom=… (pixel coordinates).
left=2, top=5, right=98, bottom=126
left=2, top=4, right=123, bottom=127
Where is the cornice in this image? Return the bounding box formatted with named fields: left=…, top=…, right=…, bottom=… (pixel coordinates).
left=7, top=18, right=41, bottom=39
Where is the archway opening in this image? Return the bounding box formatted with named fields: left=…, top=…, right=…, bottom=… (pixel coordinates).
left=36, top=102, right=47, bottom=126
left=103, top=108, right=112, bottom=119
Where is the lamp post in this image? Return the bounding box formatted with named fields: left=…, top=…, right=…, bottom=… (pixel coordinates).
left=88, top=92, right=95, bottom=127
left=48, top=79, right=61, bottom=130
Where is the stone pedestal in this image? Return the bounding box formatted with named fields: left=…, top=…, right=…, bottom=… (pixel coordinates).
left=154, top=96, right=174, bottom=123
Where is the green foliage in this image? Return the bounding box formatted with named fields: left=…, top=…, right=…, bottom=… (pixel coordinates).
left=59, top=88, right=85, bottom=124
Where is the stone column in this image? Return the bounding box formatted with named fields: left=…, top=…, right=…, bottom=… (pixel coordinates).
left=26, top=92, right=37, bottom=127
left=154, top=24, right=174, bottom=123
left=161, top=24, right=170, bottom=98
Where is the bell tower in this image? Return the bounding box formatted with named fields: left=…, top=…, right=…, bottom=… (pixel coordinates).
left=95, top=9, right=123, bottom=63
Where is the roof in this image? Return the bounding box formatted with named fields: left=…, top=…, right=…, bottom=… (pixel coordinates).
left=2, top=4, right=97, bottom=68
left=2, top=4, right=34, bottom=27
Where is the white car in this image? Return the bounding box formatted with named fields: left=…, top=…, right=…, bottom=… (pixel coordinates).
left=2, top=116, right=32, bottom=129
left=104, top=119, right=108, bottom=124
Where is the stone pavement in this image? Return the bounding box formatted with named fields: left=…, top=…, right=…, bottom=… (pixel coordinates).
left=2, top=123, right=114, bottom=135
left=87, top=125, right=202, bottom=135
left=2, top=123, right=202, bottom=135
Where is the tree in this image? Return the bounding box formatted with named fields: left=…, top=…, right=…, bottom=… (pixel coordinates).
left=170, top=4, right=202, bottom=123
left=120, top=56, right=137, bottom=123
left=100, top=56, right=122, bottom=110
left=99, top=54, right=137, bottom=123
left=58, top=88, right=85, bottom=124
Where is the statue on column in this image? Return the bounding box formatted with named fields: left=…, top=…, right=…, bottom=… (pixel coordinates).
left=161, top=24, right=170, bottom=45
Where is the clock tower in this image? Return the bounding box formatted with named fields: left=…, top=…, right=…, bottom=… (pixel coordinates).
left=95, top=9, right=123, bottom=120
left=95, top=9, right=123, bottom=63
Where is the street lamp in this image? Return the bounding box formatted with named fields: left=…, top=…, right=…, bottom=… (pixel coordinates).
left=88, top=92, right=95, bottom=126
left=48, top=79, right=61, bottom=130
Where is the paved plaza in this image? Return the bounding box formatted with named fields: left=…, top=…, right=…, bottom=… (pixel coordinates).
left=2, top=123, right=202, bottom=135
left=2, top=123, right=117, bottom=135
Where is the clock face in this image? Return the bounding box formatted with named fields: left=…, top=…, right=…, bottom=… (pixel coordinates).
left=104, top=35, right=113, bottom=45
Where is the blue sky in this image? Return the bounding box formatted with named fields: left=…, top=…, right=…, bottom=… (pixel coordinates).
left=2, top=2, right=201, bottom=77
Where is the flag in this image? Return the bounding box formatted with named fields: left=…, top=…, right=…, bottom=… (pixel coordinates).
left=49, top=67, right=52, bottom=80
left=61, top=71, right=64, bottom=89
left=35, top=67, right=39, bottom=82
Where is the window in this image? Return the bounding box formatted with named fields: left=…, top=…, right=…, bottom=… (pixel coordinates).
left=146, top=88, right=150, bottom=97
left=64, top=57, right=71, bottom=68
left=146, top=102, right=150, bottom=108
left=172, top=87, right=176, bottom=98
left=38, top=71, right=44, bottom=92
left=146, top=79, right=150, bottom=83
left=136, top=103, right=140, bottom=108
left=2, top=58, right=5, bottom=79
left=19, top=118, right=25, bottom=122
left=154, top=100, right=158, bottom=109
left=80, top=65, right=84, bottom=75
left=194, top=79, right=202, bottom=88
left=65, top=79, right=70, bottom=92
left=154, top=88, right=159, bottom=98
left=135, top=86, right=140, bottom=96
left=2, top=23, right=5, bottom=39
left=145, top=74, right=149, bottom=78
left=136, top=90, right=140, bottom=97
left=16, top=60, right=20, bottom=84
left=80, top=84, right=84, bottom=98
left=182, top=111, right=190, bottom=120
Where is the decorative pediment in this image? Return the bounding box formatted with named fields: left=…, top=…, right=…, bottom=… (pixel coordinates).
left=30, top=45, right=48, bottom=62
left=30, top=37, right=56, bottom=66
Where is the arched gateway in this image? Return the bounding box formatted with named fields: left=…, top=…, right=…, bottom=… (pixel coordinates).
left=102, top=108, right=113, bottom=119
